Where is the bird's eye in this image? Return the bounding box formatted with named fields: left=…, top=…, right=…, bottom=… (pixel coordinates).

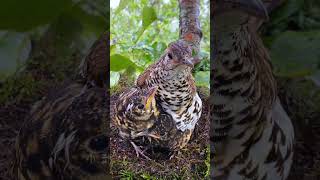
left=89, top=135, right=108, bottom=152
left=137, top=104, right=144, bottom=109
left=167, top=53, right=173, bottom=59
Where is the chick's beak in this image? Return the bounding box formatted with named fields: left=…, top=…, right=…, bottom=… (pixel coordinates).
left=222, top=0, right=269, bottom=20
left=145, top=87, right=158, bottom=111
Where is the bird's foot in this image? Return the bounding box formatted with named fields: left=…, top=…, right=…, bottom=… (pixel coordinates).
left=146, top=133, right=161, bottom=143
left=130, top=141, right=151, bottom=160
left=148, top=133, right=161, bottom=139
left=169, top=151, right=180, bottom=160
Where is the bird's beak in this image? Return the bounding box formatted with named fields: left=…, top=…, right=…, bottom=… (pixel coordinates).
left=192, top=56, right=201, bottom=65
left=145, top=87, right=158, bottom=111
left=222, top=0, right=269, bottom=20
left=182, top=58, right=194, bottom=68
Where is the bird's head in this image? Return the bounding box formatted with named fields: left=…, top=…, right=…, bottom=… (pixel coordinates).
left=162, top=40, right=200, bottom=73
left=213, top=0, right=269, bottom=32
left=119, top=86, right=159, bottom=121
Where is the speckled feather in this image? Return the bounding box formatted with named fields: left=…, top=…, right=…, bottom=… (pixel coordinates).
left=113, top=87, right=159, bottom=140
left=14, top=33, right=110, bottom=180
left=211, top=1, right=294, bottom=180
left=80, top=32, right=108, bottom=88
left=112, top=86, right=196, bottom=154
left=136, top=40, right=202, bottom=133
left=14, top=84, right=109, bottom=180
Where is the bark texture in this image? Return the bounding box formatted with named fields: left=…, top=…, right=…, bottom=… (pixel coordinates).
left=179, top=0, right=202, bottom=54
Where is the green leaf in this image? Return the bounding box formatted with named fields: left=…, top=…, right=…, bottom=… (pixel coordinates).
left=110, top=72, right=120, bottom=87
left=110, top=45, right=116, bottom=55
left=142, top=6, right=157, bottom=29
left=110, top=54, right=137, bottom=72
left=269, top=0, right=304, bottom=25
left=135, top=6, right=157, bottom=42
left=270, top=31, right=320, bottom=77
left=0, top=0, right=73, bottom=31
left=115, top=0, right=129, bottom=14
left=195, top=71, right=210, bottom=89
left=151, top=41, right=166, bottom=59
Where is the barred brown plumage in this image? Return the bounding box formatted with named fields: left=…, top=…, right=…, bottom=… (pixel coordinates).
left=111, top=40, right=203, bottom=159
left=136, top=40, right=202, bottom=151
left=112, top=86, right=197, bottom=159
left=211, top=0, right=294, bottom=180
left=14, top=34, right=110, bottom=179
left=112, top=86, right=160, bottom=159
left=80, top=32, right=108, bottom=88
left=14, top=84, right=109, bottom=180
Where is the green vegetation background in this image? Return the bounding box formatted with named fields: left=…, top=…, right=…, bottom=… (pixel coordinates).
left=110, top=0, right=210, bottom=91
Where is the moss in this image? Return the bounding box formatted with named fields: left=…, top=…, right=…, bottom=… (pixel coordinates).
left=0, top=72, right=44, bottom=105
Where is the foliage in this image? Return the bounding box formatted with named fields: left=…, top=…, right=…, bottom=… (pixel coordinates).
left=262, top=0, right=320, bottom=79
left=0, top=0, right=107, bottom=81
left=0, top=0, right=107, bottom=104
left=270, top=31, right=320, bottom=77
left=110, top=0, right=210, bottom=89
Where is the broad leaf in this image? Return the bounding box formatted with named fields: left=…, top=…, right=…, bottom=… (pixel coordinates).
left=142, top=6, right=157, bottom=29
left=270, top=31, right=320, bottom=77
left=110, top=54, right=136, bottom=72
left=135, top=6, right=157, bottom=42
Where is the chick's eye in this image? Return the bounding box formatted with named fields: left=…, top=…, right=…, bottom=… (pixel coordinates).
left=167, top=53, right=173, bottom=59
left=137, top=104, right=144, bottom=109
left=89, top=135, right=108, bottom=152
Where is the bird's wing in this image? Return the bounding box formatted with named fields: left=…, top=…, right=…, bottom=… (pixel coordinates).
left=265, top=98, right=294, bottom=179
left=136, top=62, right=159, bottom=88
left=80, top=32, right=108, bottom=87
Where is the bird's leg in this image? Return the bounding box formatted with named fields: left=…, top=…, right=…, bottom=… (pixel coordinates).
left=147, top=133, right=161, bottom=143
left=148, top=134, right=161, bottom=139
left=130, top=141, right=151, bottom=160
left=169, top=151, right=180, bottom=160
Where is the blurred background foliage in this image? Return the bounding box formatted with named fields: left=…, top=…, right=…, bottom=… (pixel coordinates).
left=260, top=0, right=320, bottom=117
left=262, top=0, right=320, bottom=80
left=0, top=0, right=107, bottom=104
left=261, top=1, right=320, bottom=178
left=110, top=0, right=210, bottom=90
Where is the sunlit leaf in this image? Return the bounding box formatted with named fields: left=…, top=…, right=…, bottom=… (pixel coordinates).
left=110, top=54, right=137, bottom=72
left=115, top=0, right=129, bottom=14
left=110, top=45, right=116, bottom=55
left=110, top=72, right=120, bottom=87
left=270, top=31, right=320, bottom=77
left=142, top=6, right=157, bottom=29
left=135, top=6, right=157, bottom=42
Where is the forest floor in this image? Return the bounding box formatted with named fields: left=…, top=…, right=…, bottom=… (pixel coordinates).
left=109, top=87, right=210, bottom=180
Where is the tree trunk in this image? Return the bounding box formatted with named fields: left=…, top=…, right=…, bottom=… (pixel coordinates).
left=178, top=0, right=202, bottom=54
